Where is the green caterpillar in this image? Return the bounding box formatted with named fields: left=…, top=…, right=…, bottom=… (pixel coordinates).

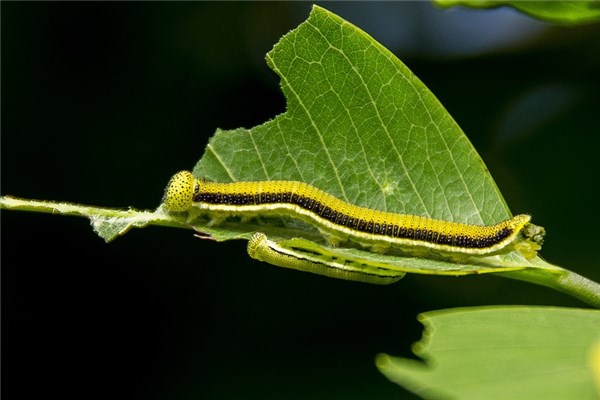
left=163, top=171, right=545, bottom=260
left=247, top=233, right=405, bottom=284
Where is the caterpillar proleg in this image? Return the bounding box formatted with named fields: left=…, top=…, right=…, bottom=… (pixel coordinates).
left=164, top=170, right=545, bottom=259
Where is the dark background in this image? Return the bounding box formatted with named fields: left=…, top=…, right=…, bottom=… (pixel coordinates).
left=2, top=3, right=599, bottom=399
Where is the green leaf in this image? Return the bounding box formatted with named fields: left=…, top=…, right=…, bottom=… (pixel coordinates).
left=376, top=306, right=600, bottom=400
left=434, top=0, right=600, bottom=25
left=196, top=6, right=510, bottom=225
left=189, top=5, right=537, bottom=272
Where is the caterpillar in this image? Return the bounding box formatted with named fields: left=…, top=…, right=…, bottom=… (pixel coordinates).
left=163, top=170, right=545, bottom=259
left=247, top=233, right=405, bottom=284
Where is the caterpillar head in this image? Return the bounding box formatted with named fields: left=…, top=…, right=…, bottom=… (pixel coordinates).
left=522, top=222, right=546, bottom=246
left=514, top=221, right=546, bottom=259
left=163, top=170, right=196, bottom=211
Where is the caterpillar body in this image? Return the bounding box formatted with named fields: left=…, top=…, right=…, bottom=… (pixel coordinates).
left=163, top=171, right=545, bottom=259
left=247, top=233, right=405, bottom=284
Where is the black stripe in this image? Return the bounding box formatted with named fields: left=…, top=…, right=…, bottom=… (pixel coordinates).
left=195, top=190, right=512, bottom=248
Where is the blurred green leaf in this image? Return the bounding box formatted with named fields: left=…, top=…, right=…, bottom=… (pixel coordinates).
left=377, top=306, right=600, bottom=399
left=434, top=0, right=600, bottom=24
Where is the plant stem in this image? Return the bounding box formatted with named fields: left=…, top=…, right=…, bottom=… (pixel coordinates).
left=0, top=195, right=190, bottom=240
left=499, top=264, right=600, bottom=309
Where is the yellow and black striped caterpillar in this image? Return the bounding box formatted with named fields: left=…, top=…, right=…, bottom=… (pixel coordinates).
left=163, top=170, right=545, bottom=259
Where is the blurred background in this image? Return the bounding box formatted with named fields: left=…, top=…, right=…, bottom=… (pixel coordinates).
left=2, top=2, right=599, bottom=399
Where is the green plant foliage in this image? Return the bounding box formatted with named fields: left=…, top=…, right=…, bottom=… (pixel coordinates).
left=0, top=5, right=543, bottom=272
left=2, top=4, right=600, bottom=399
left=2, top=5, right=599, bottom=307
left=195, top=6, right=510, bottom=225
left=434, top=0, right=600, bottom=24
left=377, top=306, right=600, bottom=399
left=191, top=5, right=545, bottom=273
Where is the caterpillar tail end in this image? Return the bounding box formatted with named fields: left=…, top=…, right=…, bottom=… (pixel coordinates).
left=163, top=170, right=195, bottom=211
